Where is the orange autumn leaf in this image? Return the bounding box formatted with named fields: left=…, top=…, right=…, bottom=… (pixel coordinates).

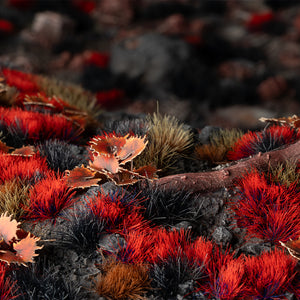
left=117, top=136, right=148, bottom=165
left=89, top=155, right=119, bottom=174
left=65, top=165, right=101, bottom=189
left=280, top=238, right=300, bottom=260
left=89, top=134, right=128, bottom=156
left=0, top=141, right=12, bottom=153
left=11, top=145, right=36, bottom=157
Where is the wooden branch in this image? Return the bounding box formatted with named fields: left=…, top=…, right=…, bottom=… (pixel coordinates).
left=153, top=141, right=300, bottom=194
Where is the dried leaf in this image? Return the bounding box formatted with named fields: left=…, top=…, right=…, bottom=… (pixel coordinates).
left=0, top=141, right=12, bottom=153
left=89, top=155, right=119, bottom=174
left=259, top=115, right=300, bottom=128
left=280, top=238, right=300, bottom=260
left=134, top=165, right=158, bottom=180
left=90, top=135, right=128, bottom=156
left=104, top=168, right=141, bottom=186
left=0, top=212, right=20, bottom=244
left=13, top=233, right=43, bottom=264
left=65, top=165, right=101, bottom=189
left=117, top=136, right=148, bottom=165
left=11, top=145, right=36, bottom=157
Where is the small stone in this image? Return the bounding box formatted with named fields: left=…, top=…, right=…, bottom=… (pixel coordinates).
left=212, top=226, right=232, bottom=244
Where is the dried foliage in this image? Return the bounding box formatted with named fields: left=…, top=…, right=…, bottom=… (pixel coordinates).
left=228, top=125, right=300, bottom=161
left=0, top=212, right=43, bottom=266
left=135, top=113, right=194, bottom=172
left=269, top=160, right=300, bottom=187
left=66, top=133, right=157, bottom=188
left=230, top=171, right=300, bottom=244
left=280, top=237, right=300, bottom=261
left=94, top=259, right=151, bottom=300
left=36, top=75, right=99, bottom=117
left=24, top=173, right=76, bottom=223
left=0, top=179, right=30, bottom=219
left=260, top=114, right=300, bottom=128
left=195, top=128, right=243, bottom=163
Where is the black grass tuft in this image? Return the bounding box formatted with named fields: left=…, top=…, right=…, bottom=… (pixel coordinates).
left=101, top=118, right=150, bottom=137
left=137, top=183, right=196, bottom=226
left=10, top=256, right=80, bottom=300
left=56, top=209, right=107, bottom=254
left=37, top=139, right=89, bottom=172
left=149, top=256, right=199, bottom=298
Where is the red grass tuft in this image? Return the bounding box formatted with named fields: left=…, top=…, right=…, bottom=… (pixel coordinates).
left=230, top=171, right=300, bottom=244
left=206, top=257, right=247, bottom=300
left=244, top=248, right=298, bottom=299
left=0, top=153, right=49, bottom=184
left=150, top=228, right=192, bottom=264
left=86, top=191, right=146, bottom=233
left=84, top=51, right=110, bottom=67
left=2, top=68, right=39, bottom=93
left=24, top=173, right=76, bottom=223
left=0, top=107, right=82, bottom=142
left=0, top=19, right=14, bottom=34
left=0, top=262, right=18, bottom=299
left=116, top=229, right=155, bottom=264
left=227, top=125, right=300, bottom=161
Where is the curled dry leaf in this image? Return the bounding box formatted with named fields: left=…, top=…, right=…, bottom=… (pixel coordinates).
left=0, top=141, right=12, bottom=153
left=89, top=134, right=128, bottom=156
left=65, top=165, right=102, bottom=189
left=10, top=145, right=36, bottom=157
left=89, top=154, right=119, bottom=174
left=0, top=213, right=43, bottom=266
left=117, top=136, right=148, bottom=165
left=0, top=212, right=20, bottom=244
left=259, top=115, right=300, bottom=128
left=13, top=233, right=43, bottom=264
left=280, top=238, right=300, bottom=260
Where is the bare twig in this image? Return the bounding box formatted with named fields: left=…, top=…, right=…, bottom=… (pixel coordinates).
left=152, top=141, right=300, bottom=193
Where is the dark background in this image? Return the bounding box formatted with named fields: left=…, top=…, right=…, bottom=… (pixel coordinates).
left=1, top=0, right=300, bottom=130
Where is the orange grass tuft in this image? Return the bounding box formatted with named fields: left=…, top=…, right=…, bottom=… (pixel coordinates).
left=94, top=259, right=151, bottom=300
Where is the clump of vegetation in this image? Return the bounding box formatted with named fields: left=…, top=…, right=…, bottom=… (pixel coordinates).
left=269, top=160, right=300, bottom=187
left=195, top=128, right=243, bottom=164
left=0, top=179, right=30, bottom=219
left=94, top=259, right=151, bottom=300
left=135, top=113, right=194, bottom=173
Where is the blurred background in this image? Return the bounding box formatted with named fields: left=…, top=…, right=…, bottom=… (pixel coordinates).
left=1, top=0, right=300, bottom=130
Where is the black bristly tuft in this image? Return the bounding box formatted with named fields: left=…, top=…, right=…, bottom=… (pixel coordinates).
left=10, top=256, right=80, bottom=300
left=101, top=118, right=150, bottom=137
left=137, top=183, right=196, bottom=226
left=149, top=256, right=197, bottom=298
left=56, top=210, right=107, bottom=254
left=37, top=139, right=89, bottom=172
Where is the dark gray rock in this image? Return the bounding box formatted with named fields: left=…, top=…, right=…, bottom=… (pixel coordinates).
left=211, top=226, right=232, bottom=245
left=110, top=33, right=191, bottom=90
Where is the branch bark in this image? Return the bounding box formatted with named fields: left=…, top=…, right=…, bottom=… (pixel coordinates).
left=153, top=141, right=300, bottom=194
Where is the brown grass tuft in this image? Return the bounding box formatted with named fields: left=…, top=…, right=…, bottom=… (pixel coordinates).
left=0, top=179, right=30, bottom=219
left=195, top=128, right=243, bottom=163
left=269, top=160, right=300, bottom=187
left=135, top=113, right=194, bottom=172
left=36, top=75, right=100, bottom=117
left=94, top=259, right=151, bottom=300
